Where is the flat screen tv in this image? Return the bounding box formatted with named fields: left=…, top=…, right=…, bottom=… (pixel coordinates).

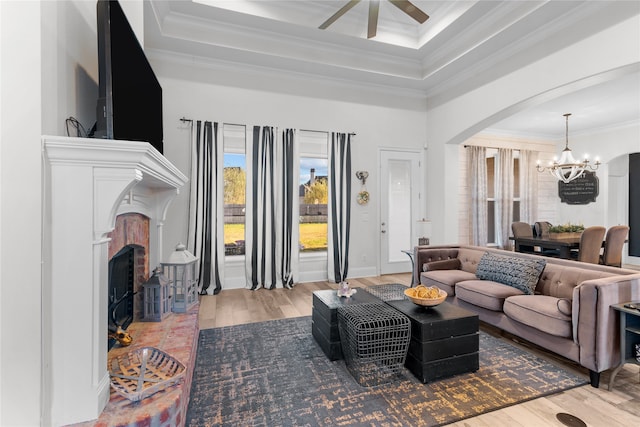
left=95, top=0, right=163, bottom=154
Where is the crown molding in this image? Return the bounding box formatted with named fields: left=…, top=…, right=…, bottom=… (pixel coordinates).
left=148, top=49, right=429, bottom=111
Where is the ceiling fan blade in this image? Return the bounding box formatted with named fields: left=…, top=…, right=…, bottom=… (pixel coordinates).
left=388, top=0, right=429, bottom=24
left=319, top=0, right=362, bottom=30
left=368, top=0, right=380, bottom=39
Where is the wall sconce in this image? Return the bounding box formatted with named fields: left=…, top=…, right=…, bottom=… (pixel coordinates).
left=355, top=171, right=368, bottom=185
left=355, top=171, right=370, bottom=205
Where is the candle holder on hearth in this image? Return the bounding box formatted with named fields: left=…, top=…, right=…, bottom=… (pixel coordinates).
left=142, top=268, right=171, bottom=322
left=161, top=243, right=198, bottom=313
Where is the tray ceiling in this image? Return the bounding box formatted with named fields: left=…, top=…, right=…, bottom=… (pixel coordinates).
left=145, top=1, right=640, bottom=138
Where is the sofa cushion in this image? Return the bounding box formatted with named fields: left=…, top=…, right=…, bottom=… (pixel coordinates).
left=421, top=269, right=477, bottom=296
left=455, top=280, right=524, bottom=311
left=503, top=295, right=572, bottom=338
left=475, top=252, right=546, bottom=295
left=422, top=258, right=461, bottom=272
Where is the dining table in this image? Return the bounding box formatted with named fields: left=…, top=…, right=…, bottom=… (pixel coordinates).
left=512, top=235, right=582, bottom=259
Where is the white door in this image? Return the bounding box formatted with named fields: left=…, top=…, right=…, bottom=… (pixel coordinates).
left=380, top=149, right=422, bottom=275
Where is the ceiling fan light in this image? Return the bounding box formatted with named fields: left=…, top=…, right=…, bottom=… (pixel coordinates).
left=320, top=0, right=429, bottom=38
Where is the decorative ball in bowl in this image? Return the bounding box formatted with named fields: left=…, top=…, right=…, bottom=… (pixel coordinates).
left=404, top=285, right=447, bottom=307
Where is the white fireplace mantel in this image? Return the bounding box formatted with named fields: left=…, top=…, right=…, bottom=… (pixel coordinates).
left=42, top=136, right=188, bottom=426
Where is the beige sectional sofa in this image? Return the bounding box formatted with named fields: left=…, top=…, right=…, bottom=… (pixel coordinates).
left=413, top=244, right=640, bottom=387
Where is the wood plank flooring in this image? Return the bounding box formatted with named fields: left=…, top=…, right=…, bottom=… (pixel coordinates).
left=198, top=273, right=640, bottom=426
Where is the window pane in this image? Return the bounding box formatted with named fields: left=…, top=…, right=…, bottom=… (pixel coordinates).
left=487, top=201, right=495, bottom=244
left=387, top=159, right=412, bottom=262
left=300, top=158, right=327, bottom=252
left=486, top=156, right=495, bottom=199
left=513, top=157, right=520, bottom=198
left=223, top=125, right=246, bottom=256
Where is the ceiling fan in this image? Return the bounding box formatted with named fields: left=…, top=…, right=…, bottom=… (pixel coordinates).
left=319, top=0, right=429, bottom=39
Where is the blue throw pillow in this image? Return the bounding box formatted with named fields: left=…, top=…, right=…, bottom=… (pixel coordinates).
left=476, top=252, right=546, bottom=295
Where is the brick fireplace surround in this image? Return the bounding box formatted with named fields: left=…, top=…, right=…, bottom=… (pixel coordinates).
left=43, top=136, right=190, bottom=426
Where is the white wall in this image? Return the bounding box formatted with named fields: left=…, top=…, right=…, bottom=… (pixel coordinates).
left=41, top=1, right=98, bottom=136
left=0, top=0, right=140, bottom=424
left=153, top=56, right=428, bottom=286
left=425, top=14, right=640, bottom=247
left=1, top=2, right=43, bottom=426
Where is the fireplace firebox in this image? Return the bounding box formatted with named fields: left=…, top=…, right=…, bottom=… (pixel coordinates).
left=108, top=246, right=136, bottom=349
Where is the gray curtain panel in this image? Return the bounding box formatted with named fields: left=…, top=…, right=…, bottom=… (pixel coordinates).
left=280, top=128, right=296, bottom=288
left=187, top=120, right=223, bottom=295
left=468, top=146, right=488, bottom=246
left=496, top=148, right=514, bottom=249
left=246, top=126, right=299, bottom=289
left=249, top=125, right=277, bottom=289
left=328, top=132, right=352, bottom=283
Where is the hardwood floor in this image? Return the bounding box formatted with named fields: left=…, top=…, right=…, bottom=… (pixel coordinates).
left=198, top=273, right=640, bottom=426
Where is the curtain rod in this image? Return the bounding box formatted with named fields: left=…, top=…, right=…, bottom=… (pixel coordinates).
left=179, top=119, right=356, bottom=136
left=300, top=128, right=356, bottom=136
left=179, top=118, right=245, bottom=128
left=464, top=144, right=521, bottom=151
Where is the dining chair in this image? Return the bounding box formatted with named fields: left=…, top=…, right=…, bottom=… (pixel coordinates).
left=601, top=225, right=630, bottom=267
left=534, top=221, right=552, bottom=237
left=511, top=222, right=535, bottom=253
left=574, top=226, right=606, bottom=264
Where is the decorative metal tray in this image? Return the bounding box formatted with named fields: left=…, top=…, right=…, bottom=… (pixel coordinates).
left=109, top=347, right=185, bottom=402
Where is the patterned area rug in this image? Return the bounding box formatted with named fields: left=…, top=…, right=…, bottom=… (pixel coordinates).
left=186, top=316, right=588, bottom=426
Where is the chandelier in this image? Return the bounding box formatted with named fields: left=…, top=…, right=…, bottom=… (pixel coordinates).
left=536, top=113, right=600, bottom=184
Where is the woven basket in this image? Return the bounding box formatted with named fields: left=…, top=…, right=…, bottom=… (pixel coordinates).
left=109, top=347, right=185, bottom=402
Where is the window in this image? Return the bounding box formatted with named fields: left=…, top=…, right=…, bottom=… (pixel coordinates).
left=223, top=125, right=246, bottom=256
left=299, top=131, right=329, bottom=253
left=486, top=150, right=520, bottom=245
left=221, top=128, right=329, bottom=257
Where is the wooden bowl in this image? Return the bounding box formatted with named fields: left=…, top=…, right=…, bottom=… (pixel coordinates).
left=404, top=287, right=447, bottom=307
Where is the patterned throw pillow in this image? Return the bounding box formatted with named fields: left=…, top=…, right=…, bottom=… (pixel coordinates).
left=475, top=252, right=546, bottom=295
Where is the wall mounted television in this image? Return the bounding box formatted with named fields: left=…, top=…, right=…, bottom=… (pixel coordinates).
left=95, top=0, right=163, bottom=154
